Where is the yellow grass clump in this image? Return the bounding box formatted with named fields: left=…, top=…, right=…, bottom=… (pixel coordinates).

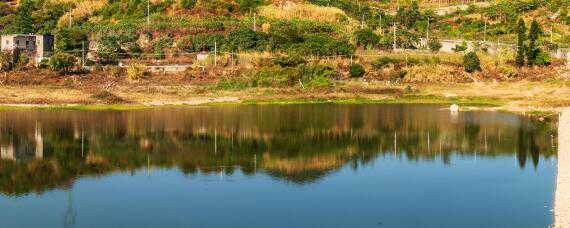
left=57, top=0, right=107, bottom=28
left=258, top=2, right=358, bottom=26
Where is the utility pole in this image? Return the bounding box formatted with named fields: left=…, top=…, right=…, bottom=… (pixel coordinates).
left=82, top=40, right=85, bottom=67
left=214, top=41, right=217, bottom=67
left=253, top=13, right=257, bottom=31
left=379, top=13, right=382, bottom=32
left=483, top=20, right=487, bottom=42
left=393, top=22, right=397, bottom=50
left=426, top=16, right=430, bottom=45
left=147, top=0, right=150, bottom=26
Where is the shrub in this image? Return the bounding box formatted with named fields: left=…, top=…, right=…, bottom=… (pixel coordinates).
left=289, top=34, right=355, bottom=56
left=463, top=52, right=481, bottom=73
left=428, top=37, right=442, bottom=52
left=0, top=50, right=14, bottom=72
left=126, top=63, right=147, bottom=80
left=373, top=56, right=399, bottom=69
left=354, top=28, right=380, bottom=49
left=533, top=50, right=551, bottom=66
left=180, top=0, right=197, bottom=9
left=273, top=55, right=307, bottom=67
left=453, top=41, right=468, bottom=53
left=49, top=53, right=76, bottom=74
left=90, top=90, right=126, bottom=104
left=349, top=63, right=365, bottom=78
left=105, top=66, right=125, bottom=78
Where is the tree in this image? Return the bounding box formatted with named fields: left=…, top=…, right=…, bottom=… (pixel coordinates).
left=353, top=29, right=380, bottom=49
left=4, top=0, right=34, bottom=34
left=463, top=52, right=481, bottom=73
left=55, top=27, right=88, bottom=52
left=49, top=53, right=76, bottom=74
left=516, top=19, right=526, bottom=67
left=527, top=19, right=541, bottom=66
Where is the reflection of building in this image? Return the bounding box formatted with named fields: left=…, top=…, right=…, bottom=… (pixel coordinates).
left=0, top=141, right=15, bottom=161
left=0, top=34, right=55, bottom=64
left=35, top=123, right=43, bottom=159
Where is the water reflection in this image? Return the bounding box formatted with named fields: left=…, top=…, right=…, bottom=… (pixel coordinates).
left=0, top=104, right=556, bottom=196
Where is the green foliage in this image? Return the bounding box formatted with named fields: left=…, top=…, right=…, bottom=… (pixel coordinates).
left=227, top=28, right=266, bottom=51
left=452, top=41, right=468, bottom=53
left=219, top=64, right=336, bottom=88
left=236, top=0, right=265, bottom=12
left=349, top=63, right=365, bottom=78
left=527, top=19, right=541, bottom=66
left=428, top=37, right=442, bottom=52
left=353, top=29, right=380, bottom=49
left=289, top=34, right=355, bottom=57
left=194, top=33, right=225, bottom=52
left=55, top=27, right=88, bottom=52
left=49, top=53, right=76, bottom=73
left=463, top=52, right=481, bottom=73
left=516, top=19, right=526, bottom=66
left=180, top=0, right=197, bottom=10
left=533, top=50, right=551, bottom=66
left=396, top=1, right=422, bottom=28
left=273, top=55, right=307, bottom=67
left=152, top=35, right=174, bottom=59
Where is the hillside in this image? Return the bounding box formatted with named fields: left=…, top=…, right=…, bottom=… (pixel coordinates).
left=0, top=0, right=568, bottom=53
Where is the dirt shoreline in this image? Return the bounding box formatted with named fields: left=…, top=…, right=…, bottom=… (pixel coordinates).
left=0, top=80, right=568, bottom=115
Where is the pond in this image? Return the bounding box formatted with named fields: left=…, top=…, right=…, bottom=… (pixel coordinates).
left=0, top=104, right=558, bottom=228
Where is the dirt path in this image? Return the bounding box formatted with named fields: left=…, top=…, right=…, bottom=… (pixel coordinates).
left=556, top=108, right=570, bottom=227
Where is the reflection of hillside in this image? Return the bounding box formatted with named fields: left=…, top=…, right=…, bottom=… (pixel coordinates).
left=0, top=105, right=556, bottom=196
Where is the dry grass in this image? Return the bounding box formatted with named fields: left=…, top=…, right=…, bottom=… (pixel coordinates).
left=57, top=0, right=107, bottom=28
left=258, top=2, right=358, bottom=27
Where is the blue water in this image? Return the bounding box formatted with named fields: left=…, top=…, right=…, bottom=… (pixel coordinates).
left=0, top=105, right=558, bottom=227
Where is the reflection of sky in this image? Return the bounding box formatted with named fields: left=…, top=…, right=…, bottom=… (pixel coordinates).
left=0, top=154, right=556, bottom=228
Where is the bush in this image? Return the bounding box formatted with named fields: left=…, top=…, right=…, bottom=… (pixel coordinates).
left=463, top=52, right=481, bottom=73
left=49, top=53, right=76, bottom=73
left=126, top=63, right=147, bottom=80
left=533, top=50, right=551, bottom=66
left=453, top=41, right=468, bottom=52
left=354, top=28, right=380, bottom=49
left=349, top=63, right=365, bottom=78
left=0, top=50, right=14, bottom=72
left=373, top=56, right=399, bottom=69
left=180, top=0, right=197, bottom=9
left=289, top=34, right=355, bottom=56
left=428, top=38, right=442, bottom=52
left=273, top=55, right=307, bottom=67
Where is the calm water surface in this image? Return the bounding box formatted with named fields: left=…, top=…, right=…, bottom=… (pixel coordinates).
left=0, top=104, right=557, bottom=228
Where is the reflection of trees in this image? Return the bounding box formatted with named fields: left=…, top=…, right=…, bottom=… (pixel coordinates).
left=0, top=105, right=557, bottom=196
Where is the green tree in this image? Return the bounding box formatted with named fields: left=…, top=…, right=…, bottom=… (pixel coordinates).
left=55, top=27, right=88, bottom=52
left=353, top=29, right=380, bottom=49
left=527, top=19, right=541, bottom=66
left=49, top=53, right=76, bottom=74
left=4, top=0, right=34, bottom=34
left=516, top=19, right=526, bottom=67
left=463, top=51, right=481, bottom=73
